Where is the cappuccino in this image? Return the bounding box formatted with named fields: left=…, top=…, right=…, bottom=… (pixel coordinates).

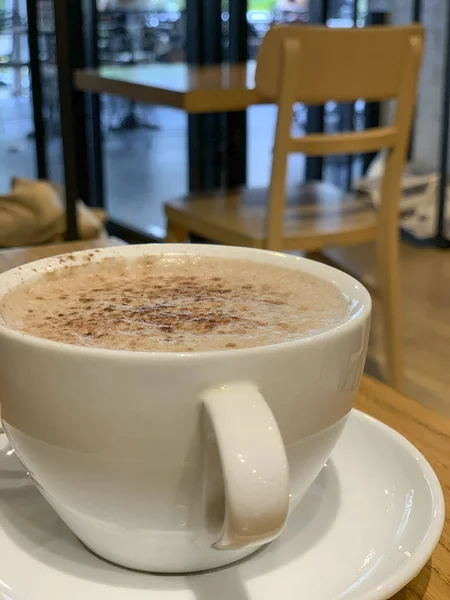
left=1, top=254, right=349, bottom=352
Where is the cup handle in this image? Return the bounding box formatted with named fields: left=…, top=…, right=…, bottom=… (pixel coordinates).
left=202, top=383, right=290, bottom=550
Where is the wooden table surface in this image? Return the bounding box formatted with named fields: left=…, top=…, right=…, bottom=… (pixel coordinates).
left=0, top=240, right=448, bottom=599
left=0, top=238, right=124, bottom=273
left=74, top=61, right=260, bottom=113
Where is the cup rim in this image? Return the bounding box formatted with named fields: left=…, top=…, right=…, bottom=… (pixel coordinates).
left=0, top=244, right=371, bottom=359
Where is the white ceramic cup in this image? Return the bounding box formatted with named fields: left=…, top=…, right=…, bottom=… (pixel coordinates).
left=0, top=244, right=371, bottom=573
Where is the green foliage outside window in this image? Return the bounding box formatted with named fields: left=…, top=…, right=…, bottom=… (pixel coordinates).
left=248, top=0, right=276, bottom=9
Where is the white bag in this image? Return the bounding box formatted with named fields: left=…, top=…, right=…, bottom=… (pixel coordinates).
left=353, top=152, right=449, bottom=241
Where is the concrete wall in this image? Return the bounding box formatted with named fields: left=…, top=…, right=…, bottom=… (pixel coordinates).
left=390, top=0, right=448, bottom=171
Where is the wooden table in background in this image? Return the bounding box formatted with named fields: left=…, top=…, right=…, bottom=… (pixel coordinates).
left=74, top=62, right=260, bottom=113
left=75, top=61, right=259, bottom=200
left=0, top=240, right=449, bottom=599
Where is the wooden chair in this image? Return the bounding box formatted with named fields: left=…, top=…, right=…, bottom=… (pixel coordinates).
left=165, top=25, right=424, bottom=392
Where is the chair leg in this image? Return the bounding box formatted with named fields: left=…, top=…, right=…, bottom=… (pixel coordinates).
left=166, top=221, right=188, bottom=243
left=376, top=238, right=404, bottom=392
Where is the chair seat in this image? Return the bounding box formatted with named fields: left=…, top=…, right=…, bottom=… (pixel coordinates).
left=165, top=181, right=377, bottom=250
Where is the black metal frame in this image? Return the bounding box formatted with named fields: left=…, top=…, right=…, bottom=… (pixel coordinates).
left=304, top=0, right=328, bottom=182
left=408, top=0, right=422, bottom=160
left=26, top=0, right=47, bottom=179
left=186, top=0, right=205, bottom=191
left=54, top=0, right=89, bottom=240
left=83, top=0, right=105, bottom=209
left=341, top=0, right=360, bottom=191
left=412, top=0, right=422, bottom=22
left=201, top=0, right=224, bottom=191
left=436, top=0, right=450, bottom=247
left=225, top=0, right=248, bottom=188
left=362, top=9, right=387, bottom=173
left=186, top=0, right=223, bottom=192
left=185, top=0, right=247, bottom=192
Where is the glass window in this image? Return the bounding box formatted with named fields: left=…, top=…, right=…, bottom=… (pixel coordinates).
left=98, top=0, right=187, bottom=237
left=0, top=0, right=37, bottom=192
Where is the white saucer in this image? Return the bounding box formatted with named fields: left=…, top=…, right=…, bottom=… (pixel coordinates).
left=0, top=410, right=444, bottom=600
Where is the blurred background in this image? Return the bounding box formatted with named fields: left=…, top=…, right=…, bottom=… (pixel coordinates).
left=0, top=0, right=390, bottom=238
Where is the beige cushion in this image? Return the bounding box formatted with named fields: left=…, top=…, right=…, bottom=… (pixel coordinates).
left=0, top=178, right=106, bottom=247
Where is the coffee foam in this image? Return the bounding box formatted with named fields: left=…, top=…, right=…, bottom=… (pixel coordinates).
left=0, top=254, right=349, bottom=352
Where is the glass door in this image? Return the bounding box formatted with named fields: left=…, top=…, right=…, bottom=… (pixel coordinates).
left=0, top=0, right=37, bottom=191
left=98, top=0, right=188, bottom=239
left=36, top=0, right=64, bottom=183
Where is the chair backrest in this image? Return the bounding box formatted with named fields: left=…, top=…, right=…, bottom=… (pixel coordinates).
left=254, top=25, right=424, bottom=250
